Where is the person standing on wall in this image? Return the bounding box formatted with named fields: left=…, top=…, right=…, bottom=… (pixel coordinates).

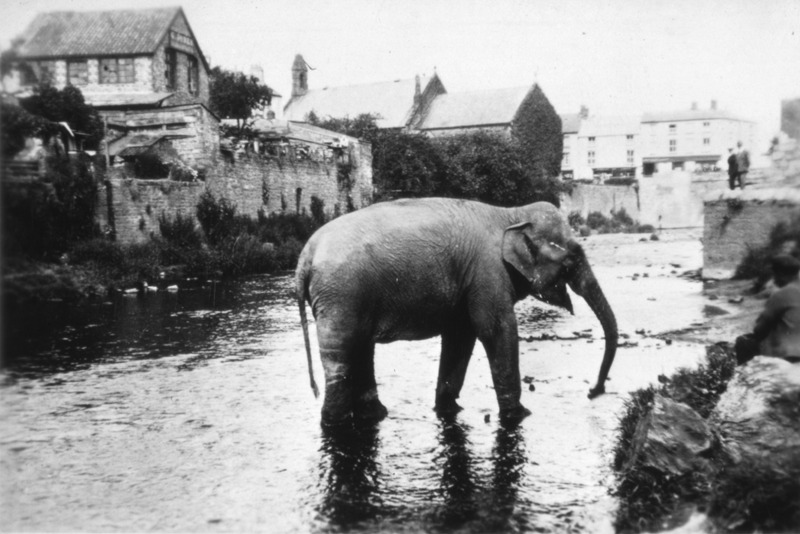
left=727, top=147, right=739, bottom=190
left=735, top=140, right=750, bottom=189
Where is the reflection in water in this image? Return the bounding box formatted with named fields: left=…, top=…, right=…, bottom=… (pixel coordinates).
left=316, top=417, right=529, bottom=533
left=317, top=424, right=385, bottom=527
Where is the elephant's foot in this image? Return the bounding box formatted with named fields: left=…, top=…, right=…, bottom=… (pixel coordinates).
left=434, top=395, right=463, bottom=417
left=499, top=404, right=531, bottom=425
left=587, top=383, right=606, bottom=399
left=354, top=390, right=388, bottom=423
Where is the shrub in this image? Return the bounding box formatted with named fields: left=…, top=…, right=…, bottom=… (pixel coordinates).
left=567, top=211, right=585, bottom=228
left=196, top=190, right=238, bottom=246
left=158, top=212, right=203, bottom=250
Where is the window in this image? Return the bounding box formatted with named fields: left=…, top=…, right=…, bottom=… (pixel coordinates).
left=100, top=58, right=135, bottom=84
left=165, top=49, right=177, bottom=90
left=563, top=151, right=570, bottom=166
left=37, top=60, right=57, bottom=84
left=703, top=121, right=710, bottom=127
left=626, top=134, right=634, bottom=141
left=627, top=150, right=635, bottom=165
left=187, top=55, right=199, bottom=95
left=588, top=151, right=595, bottom=165
left=669, top=124, right=677, bottom=135
left=588, top=136, right=596, bottom=145
left=669, top=139, right=677, bottom=152
left=67, top=60, right=88, bottom=86
left=703, top=138, right=710, bottom=145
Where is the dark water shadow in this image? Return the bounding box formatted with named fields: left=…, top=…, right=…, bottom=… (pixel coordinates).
left=315, top=416, right=530, bottom=533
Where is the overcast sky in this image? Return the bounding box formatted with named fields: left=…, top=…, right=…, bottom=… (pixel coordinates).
left=2, top=0, right=799, bottom=151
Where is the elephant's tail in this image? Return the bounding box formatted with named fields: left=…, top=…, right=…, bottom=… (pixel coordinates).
left=297, top=271, right=320, bottom=399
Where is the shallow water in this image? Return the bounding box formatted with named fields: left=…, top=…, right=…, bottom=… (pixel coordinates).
left=1, top=237, right=711, bottom=532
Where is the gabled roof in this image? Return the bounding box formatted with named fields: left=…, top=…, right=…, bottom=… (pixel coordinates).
left=579, top=115, right=640, bottom=137
left=560, top=113, right=582, bottom=134
left=16, top=7, right=208, bottom=70
left=284, top=75, right=437, bottom=129
left=417, top=86, right=532, bottom=130
left=641, top=109, right=752, bottom=123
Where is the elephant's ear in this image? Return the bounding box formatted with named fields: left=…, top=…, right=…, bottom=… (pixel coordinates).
left=502, top=222, right=539, bottom=283
left=502, top=222, right=568, bottom=282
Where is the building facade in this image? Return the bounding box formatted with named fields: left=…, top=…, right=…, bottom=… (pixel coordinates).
left=13, top=7, right=218, bottom=169
left=640, top=102, right=756, bottom=176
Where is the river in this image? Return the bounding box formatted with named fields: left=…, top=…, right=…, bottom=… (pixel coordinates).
left=1, top=232, right=712, bottom=533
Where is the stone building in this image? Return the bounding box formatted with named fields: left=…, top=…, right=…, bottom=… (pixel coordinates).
left=13, top=7, right=219, bottom=170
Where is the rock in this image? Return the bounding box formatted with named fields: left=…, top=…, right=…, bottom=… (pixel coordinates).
left=650, top=233, right=660, bottom=241
left=712, top=356, right=800, bottom=463
left=528, top=383, right=536, bottom=392
left=625, top=394, right=714, bottom=475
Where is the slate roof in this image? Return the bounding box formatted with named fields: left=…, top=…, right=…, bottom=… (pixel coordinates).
left=641, top=109, right=751, bottom=123
left=16, top=7, right=207, bottom=69
left=284, top=75, right=436, bottom=129
left=417, top=86, right=532, bottom=130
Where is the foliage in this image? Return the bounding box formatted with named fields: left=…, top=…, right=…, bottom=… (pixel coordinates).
left=585, top=209, right=654, bottom=234
left=734, top=214, right=800, bottom=288
left=2, top=154, right=99, bottom=260
left=158, top=212, right=203, bottom=251
left=306, top=112, right=381, bottom=141
left=196, top=190, right=239, bottom=246
left=612, top=344, right=739, bottom=532
left=19, top=84, right=103, bottom=150
left=567, top=211, right=585, bottom=228
left=372, top=130, right=446, bottom=201
left=0, top=38, right=35, bottom=91
left=209, top=66, right=273, bottom=134
left=510, top=84, right=563, bottom=179
left=1, top=99, right=54, bottom=157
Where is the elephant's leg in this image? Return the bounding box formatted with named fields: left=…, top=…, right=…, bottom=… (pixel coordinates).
left=317, top=321, right=358, bottom=426
left=435, top=329, right=477, bottom=416
left=479, top=316, right=531, bottom=422
left=351, top=342, right=388, bottom=423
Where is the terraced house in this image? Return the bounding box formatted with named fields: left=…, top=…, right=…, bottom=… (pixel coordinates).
left=14, top=7, right=219, bottom=170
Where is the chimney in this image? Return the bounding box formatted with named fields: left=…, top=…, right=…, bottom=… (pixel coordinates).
left=711, top=99, right=717, bottom=110
left=579, top=105, right=589, bottom=119
left=691, top=101, right=698, bottom=110
left=292, top=54, right=308, bottom=98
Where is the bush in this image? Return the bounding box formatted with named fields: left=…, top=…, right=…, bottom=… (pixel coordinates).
left=159, top=212, right=203, bottom=250
left=567, top=211, right=585, bottom=228
left=584, top=208, right=653, bottom=234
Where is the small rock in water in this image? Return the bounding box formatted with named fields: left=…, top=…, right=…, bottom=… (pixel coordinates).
left=484, top=413, right=491, bottom=423
left=522, top=375, right=535, bottom=384
left=528, top=383, right=536, bottom=392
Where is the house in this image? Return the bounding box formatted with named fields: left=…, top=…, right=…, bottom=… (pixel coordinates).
left=640, top=101, right=756, bottom=176
left=559, top=107, right=587, bottom=180
left=574, top=115, right=641, bottom=181
left=284, top=54, right=446, bottom=130
left=13, top=7, right=219, bottom=170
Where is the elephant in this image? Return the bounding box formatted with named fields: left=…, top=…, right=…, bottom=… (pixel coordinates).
left=296, top=197, right=618, bottom=426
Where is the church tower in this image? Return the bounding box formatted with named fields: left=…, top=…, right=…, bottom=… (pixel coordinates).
left=292, top=54, right=308, bottom=98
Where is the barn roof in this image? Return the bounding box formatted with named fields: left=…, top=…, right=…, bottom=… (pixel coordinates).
left=417, top=86, right=532, bottom=130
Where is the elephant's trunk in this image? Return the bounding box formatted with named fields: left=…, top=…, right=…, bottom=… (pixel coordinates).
left=568, top=246, right=618, bottom=399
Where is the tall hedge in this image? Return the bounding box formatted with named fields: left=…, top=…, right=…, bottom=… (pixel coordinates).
left=511, top=84, right=563, bottom=179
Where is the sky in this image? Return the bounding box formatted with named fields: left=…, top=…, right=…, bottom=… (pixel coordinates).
left=1, top=0, right=799, bottom=152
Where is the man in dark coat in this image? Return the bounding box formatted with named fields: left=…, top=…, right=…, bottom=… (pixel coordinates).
left=735, top=141, right=750, bottom=189
left=727, top=147, right=739, bottom=190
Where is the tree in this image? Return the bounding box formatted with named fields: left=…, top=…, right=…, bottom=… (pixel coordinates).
left=209, top=66, right=273, bottom=135
left=19, top=84, right=104, bottom=150
left=511, top=84, right=564, bottom=180
left=306, top=112, right=381, bottom=142
left=0, top=38, right=35, bottom=92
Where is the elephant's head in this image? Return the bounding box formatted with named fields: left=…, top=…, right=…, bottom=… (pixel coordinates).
left=501, top=219, right=618, bottom=399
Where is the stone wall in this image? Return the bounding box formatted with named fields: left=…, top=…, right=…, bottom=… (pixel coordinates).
left=101, top=143, right=373, bottom=244
left=559, top=172, right=731, bottom=229
left=702, top=189, right=800, bottom=279
left=96, top=178, right=205, bottom=244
